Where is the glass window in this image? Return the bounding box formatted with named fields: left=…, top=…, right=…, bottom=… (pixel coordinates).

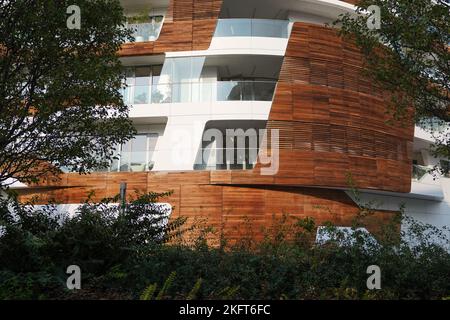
left=215, top=19, right=251, bottom=37
left=107, top=134, right=158, bottom=172
left=122, top=63, right=276, bottom=104
left=148, top=15, right=164, bottom=40
left=129, top=135, right=147, bottom=172
left=200, top=81, right=213, bottom=102
left=135, top=67, right=151, bottom=82
left=159, top=57, right=206, bottom=84
left=133, top=67, right=151, bottom=104
left=147, top=134, right=158, bottom=170
left=252, top=19, right=289, bottom=38
left=150, top=65, right=170, bottom=103
left=241, top=82, right=254, bottom=101
left=151, top=65, right=162, bottom=85
left=110, top=144, right=120, bottom=172
left=196, top=125, right=263, bottom=171
left=161, top=57, right=206, bottom=103
left=191, top=57, right=206, bottom=80
left=152, top=83, right=171, bottom=103
left=120, top=139, right=132, bottom=172
left=121, top=68, right=134, bottom=105
left=127, top=15, right=164, bottom=42
left=159, top=59, right=173, bottom=84
left=214, top=19, right=289, bottom=38
left=172, top=57, right=192, bottom=83
left=217, top=81, right=241, bottom=101
left=125, top=68, right=135, bottom=83
left=254, top=82, right=276, bottom=101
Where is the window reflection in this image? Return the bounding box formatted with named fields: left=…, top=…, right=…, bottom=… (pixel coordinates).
left=214, top=19, right=290, bottom=38
left=120, top=60, right=278, bottom=104
left=104, top=134, right=158, bottom=172
left=134, top=67, right=151, bottom=104
left=127, top=15, right=164, bottom=42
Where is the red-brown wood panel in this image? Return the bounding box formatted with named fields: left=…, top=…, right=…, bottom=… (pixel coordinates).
left=18, top=171, right=397, bottom=243
left=249, top=23, right=414, bottom=193
left=119, top=0, right=222, bottom=56
left=19, top=13, right=410, bottom=242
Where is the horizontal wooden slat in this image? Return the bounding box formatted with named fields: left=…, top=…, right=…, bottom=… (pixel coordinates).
left=119, top=0, right=222, bottom=56
left=258, top=22, right=414, bottom=193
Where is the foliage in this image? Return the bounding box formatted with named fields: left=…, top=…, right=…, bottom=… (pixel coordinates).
left=186, top=278, right=203, bottom=300
left=127, top=9, right=154, bottom=24
left=140, top=271, right=176, bottom=300
left=123, top=214, right=450, bottom=300
left=334, top=0, right=450, bottom=159
left=0, top=191, right=184, bottom=298
left=1, top=192, right=450, bottom=300
left=0, top=0, right=136, bottom=186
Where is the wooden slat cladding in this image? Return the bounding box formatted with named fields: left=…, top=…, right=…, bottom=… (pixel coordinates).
left=252, top=23, right=414, bottom=193
left=117, top=15, right=413, bottom=192
left=18, top=171, right=397, bottom=243
left=20, top=16, right=412, bottom=241
left=119, top=0, right=222, bottom=56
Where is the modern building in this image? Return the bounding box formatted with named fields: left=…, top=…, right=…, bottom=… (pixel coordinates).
left=14, top=0, right=450, bottom=241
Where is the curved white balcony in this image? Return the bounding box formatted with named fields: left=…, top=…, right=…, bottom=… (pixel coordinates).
left=209, top=19, right=292, bottom=55
left=214, top=19, right=291, bottom=38
left=126, top=81, right=274, bottom=124
left=122, top=80, right=276, bottom=105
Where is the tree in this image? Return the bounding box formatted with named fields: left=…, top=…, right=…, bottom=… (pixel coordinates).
left=0, top=0, right=136, bottom=187
left=335, top=0, right=450, bottom=160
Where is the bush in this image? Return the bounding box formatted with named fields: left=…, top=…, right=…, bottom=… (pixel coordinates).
left=0, top=191, right=184, bottom=299
left=1, top=192, right=450, bottom=300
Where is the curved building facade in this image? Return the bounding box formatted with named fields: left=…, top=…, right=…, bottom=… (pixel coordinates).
left=17, top=0, right=450, bottom=241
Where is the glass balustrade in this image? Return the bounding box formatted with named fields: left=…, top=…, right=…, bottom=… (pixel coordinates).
left=195, top=148, right=260, bottom=171
left=121, top=81, right=277, bottom=104
left=125, top=18, right=290, bottom=42
left=94, top=134, right=158, bottom=173
left=214, top=19, right=290, bottom=38
left=117, top=151, right=154, bottom=172
left=126, top=21, right=164, bottom=42
left=216, top=81, right=276, bottom=101
left=412, top=164, right=430, bottom=181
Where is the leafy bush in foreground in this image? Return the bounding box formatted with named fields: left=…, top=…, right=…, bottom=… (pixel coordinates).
left=0, top=192, right=450, bottom=300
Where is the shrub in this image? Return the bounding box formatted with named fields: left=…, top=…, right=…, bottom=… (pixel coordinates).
left=0, top=191, right=184, bottom=298
left=1, top=192, right=450, bottom=300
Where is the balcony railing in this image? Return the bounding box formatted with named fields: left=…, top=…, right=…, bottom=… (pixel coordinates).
left=195, top=147, right=259, bottom=171
left=126, top=21, right=163, bottom=42
left=412, top=164, right=430, bottom=181
left=214, top=19, right=290, bottom=38
left=111, top=152, right=155, bottom=172
left=121, top=80, right=277, bottom=104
